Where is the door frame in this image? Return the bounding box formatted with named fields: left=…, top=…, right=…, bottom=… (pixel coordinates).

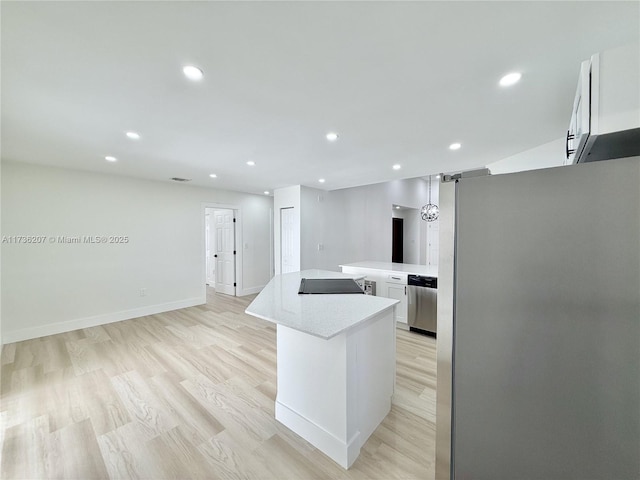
left=201, top=202, right=242, bottom=297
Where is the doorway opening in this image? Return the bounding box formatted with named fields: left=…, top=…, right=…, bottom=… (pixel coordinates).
left=204, top=206, right=239, bottom=296
left=392, top=217, right=404, bottom=263
left=392, top=205, right=422, bottom=265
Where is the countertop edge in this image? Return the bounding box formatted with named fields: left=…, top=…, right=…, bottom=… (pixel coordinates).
left=245, top=297, right=399, bottom=340
left=340, top=262, right=438, bottom=277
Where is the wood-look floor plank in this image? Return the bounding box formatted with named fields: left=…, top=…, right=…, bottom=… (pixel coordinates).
left=146, top=372, right=225, bottom=446
left=97, top=422, right=164, bottom=480
left=197, top=429, right=266, bottom=480
left=1, top=343, right=16, bottom=366
left=109, top=370, right=180, bottom=441
left=181, top=373, right=278, bottom=451
left=77, top=369, right=131, bottom=436
left=145, top=426, right=213, bottom=479
left=47, top=418, right=110, bottom=479
left=253, top=433, right=345, bottom=480
left=0, top=289, right=436, bottom=479
left=65, top=338, right=104, bottom=376
left=1, top=415, right=49, bottom=480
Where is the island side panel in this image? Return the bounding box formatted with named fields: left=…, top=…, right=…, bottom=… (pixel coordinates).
left=348, top=306, right=396, bottom=457
left=275, top=306, right=396, bottom=469
left=275, top=325, right=351, bottom=467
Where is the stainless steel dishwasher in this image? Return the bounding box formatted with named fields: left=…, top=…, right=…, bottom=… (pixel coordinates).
left=407, top=275, right=437, bottom=337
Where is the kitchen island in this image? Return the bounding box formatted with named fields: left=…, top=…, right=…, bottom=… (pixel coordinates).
left=245, top=269, right=398, bottom=468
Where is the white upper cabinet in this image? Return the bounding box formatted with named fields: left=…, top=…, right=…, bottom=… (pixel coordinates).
left=566, top=60, right=591, bottom=164
left=566, top=42, right=640, bottom=165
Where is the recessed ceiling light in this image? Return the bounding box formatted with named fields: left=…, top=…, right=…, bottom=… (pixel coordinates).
left=318, top=178, right=326, bottom=183
left=209, top=173, right=217, bottom=178
left=393, top=164, right=401, bottom=170
left=499, top=72, right=521, bottom=87
left=449, top=143, right=462, bottom=150
left=436, top=174, right=441, bottom=179
left=246, top=161, right=255, bottom=166
left=326, top=132, right=339, bottom=141
left=183, top=65, right=204, bottom=81
left=395, top=206, right=401, bottom=210
left=264, top=191, right=270, bottom=195
left=105, top=156, right=117, bottom=162
left=126, top=131, right=140, bottom=140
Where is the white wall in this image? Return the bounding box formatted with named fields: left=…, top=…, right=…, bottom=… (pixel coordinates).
left=273, top=185, right=326, bottom=273
left=486, top=137, right=566, bottom=175
left=1, top=162, right=273, bottom=343
left=273, top=185, right=301, bottom=275
left=300, top=186, right=327, bottom=270
left=320, top=177, right=436, bottom=271
left=272, top=178, right=439, bottom=275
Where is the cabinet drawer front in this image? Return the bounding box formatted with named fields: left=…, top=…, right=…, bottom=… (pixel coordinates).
left=386, top=274, right=407, bottom=285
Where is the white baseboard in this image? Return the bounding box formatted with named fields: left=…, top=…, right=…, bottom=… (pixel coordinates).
left=275, top=400, right=361, bottom=469
left=239, top=285, right=264, bottom=296
left=3, top=297, right=205, bottom=344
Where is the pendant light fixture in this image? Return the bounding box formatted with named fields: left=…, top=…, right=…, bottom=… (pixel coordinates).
left=421, top=175, right=439, bottom=222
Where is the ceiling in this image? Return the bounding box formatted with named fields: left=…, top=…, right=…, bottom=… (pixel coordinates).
left=2, top=1, right=638, bottom=195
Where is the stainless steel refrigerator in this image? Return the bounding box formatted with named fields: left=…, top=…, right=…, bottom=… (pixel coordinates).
left=436, top=156, right=639, bottom=479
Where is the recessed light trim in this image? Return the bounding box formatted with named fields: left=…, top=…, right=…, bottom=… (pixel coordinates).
left=264, top=191, right=270, bottom=195
left=183, top=65, right=204, bottom=81
left=246, top=161, right=255, bottom=166
left=326, top=132, right=339, bottom=141
left=105, top=156, right=117, bottom=162
left=318, top=178, right=326, bottom=183
left=449, top=143, right=462, bottom=150
left=126, top=131, right=140, bottom=140
left=392, top=164, right=401, bottom=170
left=209, top=174, right=217, bottom=178
left=499, top=72, right=522, bottom=87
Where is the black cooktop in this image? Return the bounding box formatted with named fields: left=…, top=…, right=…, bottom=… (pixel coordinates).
left=298, top=278, right=365, bottom=295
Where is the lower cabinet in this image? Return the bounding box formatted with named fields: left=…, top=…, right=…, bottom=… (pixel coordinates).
left=341, top=267, right=409, bottom=328
left=383, top=279, right=408, bottom=328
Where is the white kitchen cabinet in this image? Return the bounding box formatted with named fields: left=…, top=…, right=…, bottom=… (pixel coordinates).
left=566, top=42, right=640, bottom=164
left=342, top=263, right=414, bottom=329
left=383, top=280, right=408, bottom=327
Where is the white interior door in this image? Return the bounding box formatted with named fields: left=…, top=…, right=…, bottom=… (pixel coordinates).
left=205, top=211, right=216, bottom=285
left=214, top=209, right=236, bottom=295
left=280, top=207, right=298, bottom=274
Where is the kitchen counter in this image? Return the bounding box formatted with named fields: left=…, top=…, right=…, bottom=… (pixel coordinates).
left=339, top=261, right=438, bottom=277
left=340, top=262, right=437, bottom=328
left=245, top=269, right=397, bottom=469
left=246, top=269, right=397, bottom=339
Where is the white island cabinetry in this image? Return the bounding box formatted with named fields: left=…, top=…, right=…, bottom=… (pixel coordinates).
left=245, top=269, right=398, bottom=469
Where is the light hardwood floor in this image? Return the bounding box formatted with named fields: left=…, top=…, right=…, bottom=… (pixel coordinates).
left=1, top=289, right=436, bottom=479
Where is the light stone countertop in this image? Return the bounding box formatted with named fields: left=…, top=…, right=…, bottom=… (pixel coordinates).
left=340, top=261, right=438, bottom=277
left=245, top=269, right=398, bottom=339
